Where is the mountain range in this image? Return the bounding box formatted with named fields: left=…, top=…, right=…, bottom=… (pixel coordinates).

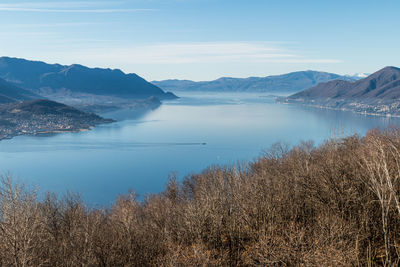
left=0, top=57, right=176, bottom=100
left=2, top=55, right=400, bottom=123
left=283, top=66, right=400, bottom=116
left=0, top=57, right=177, bottom=140
left=152, top=71, right=359, bottom=94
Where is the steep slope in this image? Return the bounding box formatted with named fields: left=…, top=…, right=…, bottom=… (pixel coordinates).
left=289, top=67, right=400, bottom=100
left=0, top=57, right=176, bottom=99
left=152, top=71, right=357, bottom=93
left=283, top=67, right=400, bottom=116
left=0, top=77, right=41, bottom=104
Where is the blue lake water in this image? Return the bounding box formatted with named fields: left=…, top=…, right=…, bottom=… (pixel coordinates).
left=0, top=92, right=399, bottom=206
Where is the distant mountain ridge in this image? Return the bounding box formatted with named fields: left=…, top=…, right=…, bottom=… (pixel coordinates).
left=0, top=57, right=176, bottom=99
left=152, top=71, right=358, bottom=93
left=283, top=66, right=400, bottom=116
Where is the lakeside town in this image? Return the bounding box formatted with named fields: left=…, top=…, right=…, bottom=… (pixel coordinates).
left=0, top=99, right=114, bottom=140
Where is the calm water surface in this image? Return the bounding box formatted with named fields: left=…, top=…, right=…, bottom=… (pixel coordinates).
left=0, top=92, right=399, bottom=205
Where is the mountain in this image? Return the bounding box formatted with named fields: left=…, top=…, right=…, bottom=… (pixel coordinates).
left=289, top=67, right=400, bottom=100
left=283, top=66, right=400, bottom=116
left=0, top=99, right=113, bottom=140
left=0, top=77, right=42, bottom=104
left=152, top=71, right=358, bottom=94
left=0, top=57, right=176, bottom=99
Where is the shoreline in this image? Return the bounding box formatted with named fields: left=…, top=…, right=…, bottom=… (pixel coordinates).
left=0, top=124, right=106, bottom=142
left=278, top=100, right=400, bottom=118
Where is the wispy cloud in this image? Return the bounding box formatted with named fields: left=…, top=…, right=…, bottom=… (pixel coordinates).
left=0, top=1, right=120, bottom=8
left=0, top=7, right=153, bottom=13
left=76, top=42, right=341, bottom=64
left=0, top=2, right=154, bottom=13
left=1, top=22, right=104, bottom=28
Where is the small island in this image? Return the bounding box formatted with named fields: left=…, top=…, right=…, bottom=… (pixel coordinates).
left=0, top=99, right=114, bottom=140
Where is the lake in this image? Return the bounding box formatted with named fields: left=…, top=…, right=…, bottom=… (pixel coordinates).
left=0, top=92, right=399, bottom=206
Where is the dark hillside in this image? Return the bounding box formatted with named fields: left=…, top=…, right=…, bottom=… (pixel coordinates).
left=0, top=77, right=41, bottom=103
left=0, top=57, right=176, bottom=99
left=289, top=66, right=400, bottom=100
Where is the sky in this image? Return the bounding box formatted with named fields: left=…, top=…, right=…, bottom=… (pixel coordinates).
left=0, top=0, right=399, bottom=81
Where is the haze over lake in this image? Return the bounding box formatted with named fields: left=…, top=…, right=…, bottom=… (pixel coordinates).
left=0, top=92, right=398, bottom=205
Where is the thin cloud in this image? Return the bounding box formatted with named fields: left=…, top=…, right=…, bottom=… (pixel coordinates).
left=1, top=22, right=104, bottom=28
left=0, top=2, right=155, bottom=13
left=0, top=7, right=154, bottom=13
left=0, top=1, right=124, bottom=8
left=265, top=59, right=342, bottom=63
left=75, top=42, right=340, bottom=65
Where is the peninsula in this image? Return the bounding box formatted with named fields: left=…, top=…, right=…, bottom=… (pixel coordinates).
left=0, top=99, right=114, bottom=140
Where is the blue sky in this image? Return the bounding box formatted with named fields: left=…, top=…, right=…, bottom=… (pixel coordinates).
left=0, top=0, right=399, bottom=81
